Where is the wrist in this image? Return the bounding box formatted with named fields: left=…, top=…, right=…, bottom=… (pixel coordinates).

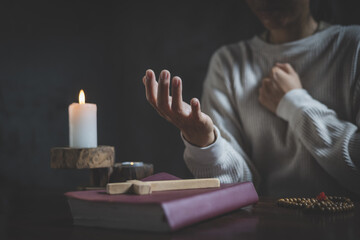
left=182, top=128, right=216, bottom=147
left=276, top=88, right=311, bottom=122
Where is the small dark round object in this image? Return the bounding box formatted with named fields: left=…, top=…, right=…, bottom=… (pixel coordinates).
left=109, top=162, right=154, bottom=182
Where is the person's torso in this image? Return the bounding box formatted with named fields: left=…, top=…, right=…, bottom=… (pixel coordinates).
left=217, top=24, right=360, bottom=196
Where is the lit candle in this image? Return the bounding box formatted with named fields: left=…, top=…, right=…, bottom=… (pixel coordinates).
left=121, top=162, right=144, bottom=167
left=68, top=89, right=97, bottom=148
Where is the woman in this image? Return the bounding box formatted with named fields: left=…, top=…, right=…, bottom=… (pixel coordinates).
left=142, top=0, right=360, bottom=197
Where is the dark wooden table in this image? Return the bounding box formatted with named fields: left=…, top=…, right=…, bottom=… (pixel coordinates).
left=1, top=184, right=359, bottom=240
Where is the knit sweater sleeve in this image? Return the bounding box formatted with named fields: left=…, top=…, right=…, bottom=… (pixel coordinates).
left=182, top=48, right=260, bottom=186
left=276, top=60, right=360, bottom=195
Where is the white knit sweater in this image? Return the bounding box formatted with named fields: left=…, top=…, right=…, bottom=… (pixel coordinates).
left=182, top=24, right=360, bottom=197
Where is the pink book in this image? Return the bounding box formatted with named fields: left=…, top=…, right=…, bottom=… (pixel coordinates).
left=65, top=172, right=258, bottom=232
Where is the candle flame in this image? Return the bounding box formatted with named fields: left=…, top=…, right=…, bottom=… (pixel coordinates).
left=130, top=162, right=134, bottom=166
left=79, top=89, right=85, bottom=104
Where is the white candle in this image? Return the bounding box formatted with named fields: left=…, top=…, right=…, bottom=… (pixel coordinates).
left=68, top=89, right=97, bottom=148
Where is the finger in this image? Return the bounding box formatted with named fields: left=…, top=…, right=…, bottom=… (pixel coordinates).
left=276, top=63, right=296, bottom=75
left=190, top=98, right=201, bottom=120
left=142, top=75, right=146, bottom=85
left=262, top=77, right=271, bottom=84
left=171, top=76, right=183, bottom=114
left=259, top=85, right=265, bottom=98
left=145, top=69, right=158, bottom=106
left=258, top=91, right=266, bottom=105
left=258, top=86, right=269, bottom=105
left=259, top=77, right=273, bottom=92
left=263, top=79, right=273, bottom=93
left=271, top=67, right=288, bottom=85
left=260, top=78, right=269, bottom=94
left=157, top=70, right=171, bottom=113
left=264, top=77, right=281, bottom=96
left=262, top=77, right=272, bottom=89
left=270, top=79, right=282, bottom=93
left=274, top=63, right=290, bottom=74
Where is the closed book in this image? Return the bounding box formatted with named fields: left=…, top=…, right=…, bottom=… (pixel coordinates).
left=65, top=173, right=258, bottom=232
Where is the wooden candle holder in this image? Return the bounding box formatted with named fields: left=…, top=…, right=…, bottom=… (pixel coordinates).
left=50, top=146, right=115, bottom=187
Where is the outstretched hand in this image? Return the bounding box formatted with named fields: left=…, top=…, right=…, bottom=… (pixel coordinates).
left=259, top=63, right=302, bottom=114
left=142, top=69, right=215, bottom=147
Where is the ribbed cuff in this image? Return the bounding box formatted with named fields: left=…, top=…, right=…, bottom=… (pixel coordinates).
left=181, top=125, right=224, bottom=163
left=276, top=89, right=314, bottom=122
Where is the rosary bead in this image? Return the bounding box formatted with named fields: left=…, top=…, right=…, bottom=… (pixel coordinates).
left=277, top=194, right=354, bottom=214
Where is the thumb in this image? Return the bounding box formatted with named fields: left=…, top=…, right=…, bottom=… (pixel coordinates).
left=190, top=98, right=201, bottom=120
left=276, top=63, right=296, bottom=75
left=272, top=67, right=289, bottom=85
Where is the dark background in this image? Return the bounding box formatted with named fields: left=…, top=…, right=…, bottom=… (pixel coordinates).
left=0, top=0, right=359, bottom=190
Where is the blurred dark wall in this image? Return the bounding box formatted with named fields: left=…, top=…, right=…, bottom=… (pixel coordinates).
left=0, top=0, right=358, bottom=189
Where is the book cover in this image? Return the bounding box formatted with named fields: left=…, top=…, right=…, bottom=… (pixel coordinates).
left=65, top=173, right=259, bottom=232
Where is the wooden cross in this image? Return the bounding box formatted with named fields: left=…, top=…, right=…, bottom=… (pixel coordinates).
left=106, top=178, right=220, bottom=195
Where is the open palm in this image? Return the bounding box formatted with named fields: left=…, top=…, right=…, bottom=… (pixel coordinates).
left=142, top=70, right=215, bottom=147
